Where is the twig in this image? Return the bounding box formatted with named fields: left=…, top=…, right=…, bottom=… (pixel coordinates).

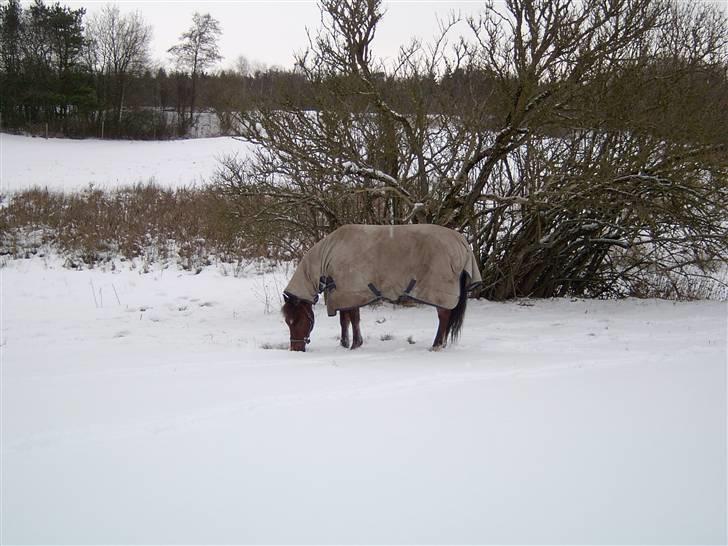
left=112, top=283, right=121, bottom=305
left=90, top=279, right=99, bottom=308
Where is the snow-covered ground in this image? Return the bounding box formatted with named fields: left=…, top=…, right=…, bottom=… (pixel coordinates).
left=1, top=256, right=726, bottom=544
left=1, top=133, right=248, bottom=192
left=1, top=133, right=726, bottom=543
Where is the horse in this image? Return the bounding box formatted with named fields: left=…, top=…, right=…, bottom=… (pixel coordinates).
left=281, top=224, right=482, bottom=352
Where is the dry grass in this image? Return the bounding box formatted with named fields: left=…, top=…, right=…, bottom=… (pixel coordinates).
left=0, top=183, right=270, bottom=271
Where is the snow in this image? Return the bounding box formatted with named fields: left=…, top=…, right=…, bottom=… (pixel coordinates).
left=1, top=132, right=726, bottom=542
left=2, top=256, right=726, bottom=544
left=1, top=133, right=249, bottom=192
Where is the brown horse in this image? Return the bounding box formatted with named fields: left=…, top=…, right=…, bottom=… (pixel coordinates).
left=282, top=281, right=468, bottom=352
left=282, top=224, right=482, bottom=352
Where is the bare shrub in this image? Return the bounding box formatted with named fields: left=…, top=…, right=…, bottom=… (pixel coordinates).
left=215, top=0, right=728, bottom=300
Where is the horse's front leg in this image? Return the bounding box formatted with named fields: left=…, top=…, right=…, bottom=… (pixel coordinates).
left=350, top=307, right=363, bottom=350
left=339, top=310, right=351, bottom=348
left=432, top=307, right=451, bottom=350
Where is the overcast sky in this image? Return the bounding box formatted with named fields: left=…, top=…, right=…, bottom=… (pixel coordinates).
left=40, top=0, right=728, bottom=71
left=60, top=1, right=488, bottom=71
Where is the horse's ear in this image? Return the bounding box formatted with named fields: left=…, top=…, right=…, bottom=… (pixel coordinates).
left=283, top=292, right=291, bottom=303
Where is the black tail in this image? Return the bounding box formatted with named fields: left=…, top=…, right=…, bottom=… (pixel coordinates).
left=447, top=271, right=469, bottom=343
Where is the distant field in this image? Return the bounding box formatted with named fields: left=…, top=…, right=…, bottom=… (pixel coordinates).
left=1, top=133, right=250, bottom=192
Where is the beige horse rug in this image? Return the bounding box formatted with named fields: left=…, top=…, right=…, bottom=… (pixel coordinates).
left=284, top=224, right=482, bottom=316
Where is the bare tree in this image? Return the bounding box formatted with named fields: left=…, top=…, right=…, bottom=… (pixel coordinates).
left=231, top=55, right=267, bottom=77
left=87, top=4, right=152, bottom=125
left=217, top=0, right=728, bottom=299
left=168, top=12, right=222, bottom=127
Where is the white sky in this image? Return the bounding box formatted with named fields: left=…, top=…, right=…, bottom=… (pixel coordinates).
left=31, top=0, right=728, bottom=72
left=59, top=1, right=488, bottom=71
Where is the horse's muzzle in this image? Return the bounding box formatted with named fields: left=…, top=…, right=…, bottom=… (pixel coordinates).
left=289, top=338, right=309, bottom=352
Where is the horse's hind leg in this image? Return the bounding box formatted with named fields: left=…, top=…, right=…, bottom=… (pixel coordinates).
left=350, top=307, right=363, bottom=350
left=432, top=307, right=452, bottom=350
left=339, top=310, right=351, bottom=348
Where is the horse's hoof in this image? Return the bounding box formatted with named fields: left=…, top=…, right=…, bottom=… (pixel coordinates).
left=350, top=339, right=363, bottom=350
left=430, top=344, right=444, bottom=352
left=340, top=337, right=350, bottom=348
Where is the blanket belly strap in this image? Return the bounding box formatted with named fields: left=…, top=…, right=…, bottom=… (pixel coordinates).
left=367, top=283, right=382, bottom=297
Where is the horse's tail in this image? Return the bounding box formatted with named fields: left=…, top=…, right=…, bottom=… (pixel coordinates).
left=447, top=271, right=469, bottom=343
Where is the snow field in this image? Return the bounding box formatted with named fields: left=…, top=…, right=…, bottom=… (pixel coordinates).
left=1, top=257, right=726, bottom=543
left=1, top=133, right=726, bottom=542
left=1, top=133, right=248, bottom=192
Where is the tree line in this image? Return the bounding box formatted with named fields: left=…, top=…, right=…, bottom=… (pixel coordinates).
left=0, top=0, right=316, bottom=138
left=0, top=0, right=504, bottom=139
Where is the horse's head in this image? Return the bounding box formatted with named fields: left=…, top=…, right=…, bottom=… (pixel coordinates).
left=282, top=292, right=315, bottom=352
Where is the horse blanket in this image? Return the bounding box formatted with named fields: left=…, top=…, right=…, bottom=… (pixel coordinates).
left=284, top=224, right=482, bottom=316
